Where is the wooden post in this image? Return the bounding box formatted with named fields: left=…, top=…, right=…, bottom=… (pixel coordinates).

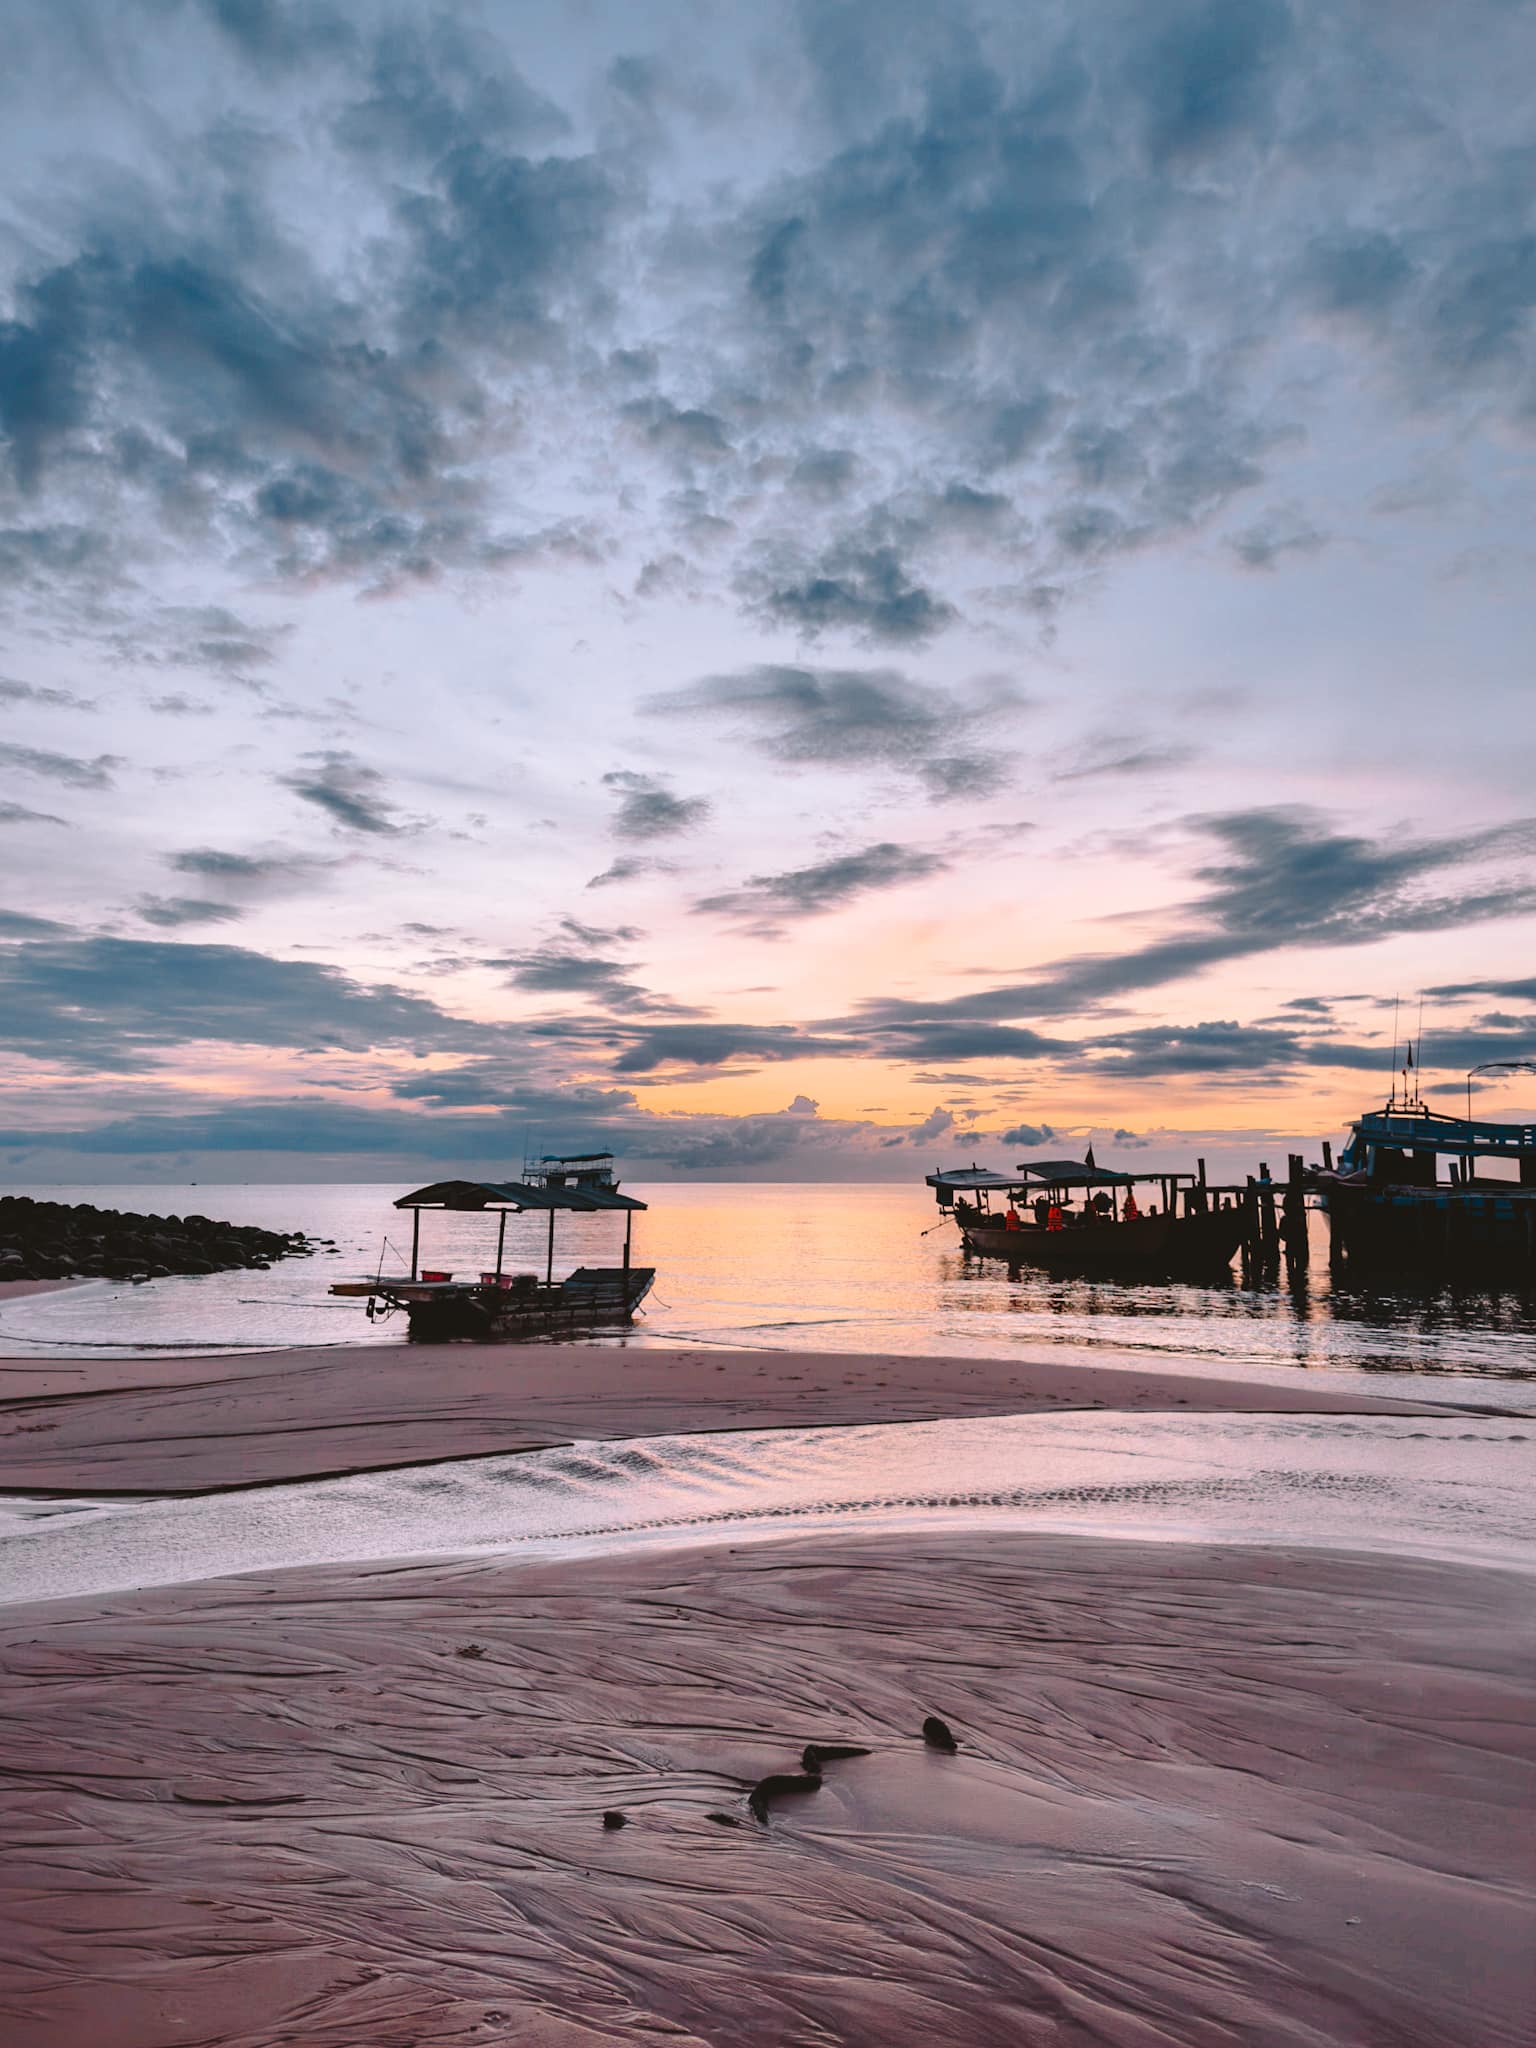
left=1321, top=1140, right=1333, bottom=1171
left=410, top=1207, right=420, bottom=1282
left=495, top=1209, right=506, bottom=1283
left=623, top=1208, right=632, bottom=1272
left=545, top=1207, right=556, bottom=1287
left=1283, top=1155, right=1308, bottom=1268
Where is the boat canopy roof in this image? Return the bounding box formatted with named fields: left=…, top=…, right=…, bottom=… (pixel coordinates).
left=925, top=1166, right=1021, bottom=1193
left=1014, top=1158, right=1139, bottom=1187
left=1349, top=1108, right=1534, bottom=1160
left=394, top=1178, right=646, bottom=1213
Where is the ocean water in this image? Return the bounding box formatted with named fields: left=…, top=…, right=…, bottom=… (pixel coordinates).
left=2, top=1180, right=1533, bottom=1383
left=6, top=1409, right=1531, bottom=1607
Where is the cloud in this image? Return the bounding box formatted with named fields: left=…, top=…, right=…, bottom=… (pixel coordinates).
left=0, top=677, right=95, bottom=710
left=747, top=544, right=956, bottom=645
left=168, top=846, right=326, bottom=898
left=135, top=895, right=247, bottom=928
left=602, top=770, right=711, bottom=840
left=1078, top=1018, right=1308, bottom=1078
left=651, top=1096, right=825, bottom=1170
left=493, top=930, right=693, bottom=1017
left=696, top=841, right=947, bottom=922
left=0, top=740, right=120, bottom=789
left=852, top=807, right=1536, bottom=1035
left=0, top=910, right=67, bottom=938
left=0, top=800, right=65, bottom=826
left=199, top=0, right=357, bottom=75
left=106, top=606, right=291, bottom=683
left=1000, top=1123, right=1054, bottom=1147
left=147, top=693, right=215, bottom=716
left=279, top=751, right=405, bottom=835
left=648, top=664, right=1018, bottom=800
left=586, top=855, right=678, bottom=889
left=1425, top=977, right=1536, bottom=1004
left=1053, top=738, right=1198, bottom=782
left=905, top=1105, right=955, bottom=1143
left=609, top=1022, right=850, bottom=1074
left=1227, top=506, right=1328, bottom=570
left=0, top=934, right=500, bottom=1071
left=1130, top=0, right=1296, bottom=166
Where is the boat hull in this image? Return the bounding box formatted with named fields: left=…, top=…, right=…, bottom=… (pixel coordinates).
left=960, top=1211, right=1244, bottom=1280
left=332, top=1266, right=657, bottom=1340
left=1318, top=1184, right=1536, bottom=1278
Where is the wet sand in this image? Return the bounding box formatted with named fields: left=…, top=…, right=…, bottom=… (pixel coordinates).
left=0, top=1278, right=85, bottom=1302
left=2, top=1528, right=1531, bottom=2048
left=0, top=1340, right=1480, bottom=1494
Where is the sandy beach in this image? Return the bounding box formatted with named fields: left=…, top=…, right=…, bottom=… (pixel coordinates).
left=0, top=1338, right=1487, bottom=1495
left=3, top=1528, right=1532, bottom=2047
left=1, top=1341, right=1531, bottom=2045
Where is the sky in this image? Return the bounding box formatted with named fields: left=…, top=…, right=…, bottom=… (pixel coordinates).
left=0, top=0, right=1533, bottom=1183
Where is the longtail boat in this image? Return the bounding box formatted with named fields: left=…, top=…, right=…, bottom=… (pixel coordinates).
left=331, top=1156, right=654, bottom=1338
left=926, top=1155, right=1246, bottom=1280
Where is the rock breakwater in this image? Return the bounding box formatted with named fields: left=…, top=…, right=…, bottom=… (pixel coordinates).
left=0, top=1195, right=321, bottom=1285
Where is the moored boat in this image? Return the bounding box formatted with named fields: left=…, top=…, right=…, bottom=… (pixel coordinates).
left=1311, top=1075, right=1536, bottom=1278
left=927, top=1156, right=1247, bottom=1280
left=331, top=1160, right=655, bottom=1338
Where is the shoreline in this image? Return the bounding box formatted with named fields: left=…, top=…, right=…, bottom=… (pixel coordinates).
left=0, top=1338, right=1503, bottom=1497
left=3, top=1527, right=1530, bottom=2047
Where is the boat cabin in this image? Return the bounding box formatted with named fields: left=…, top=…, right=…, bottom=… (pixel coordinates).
left=1337, top=1105, right=1536, bottom=1189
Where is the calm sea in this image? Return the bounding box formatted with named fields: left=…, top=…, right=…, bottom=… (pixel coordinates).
left=2, top=1181, right=1533, bottom=1385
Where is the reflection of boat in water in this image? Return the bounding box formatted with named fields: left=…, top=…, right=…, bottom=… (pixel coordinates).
left=1312, top=1065, right=1536, bottom=1279
left=926, top=1156, right=1247, bottom=1280
left=331, top=1157, right=654, bottom=1338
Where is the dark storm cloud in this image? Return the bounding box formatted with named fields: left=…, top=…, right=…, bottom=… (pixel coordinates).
left=279, top=751, right=405, bottom=835
left=135, top=896, right=246, bottom=928
left=602, top=770, right=711, bottom=840
left=852, top=808, right=1536, bottom=1035
left=696, top=842, right=947, bottom=921
left=0, top=935, right=502, bottom=1070
left=648, top=665, right=1016, bottom=800
left=0, top=740, right=120, bottom=789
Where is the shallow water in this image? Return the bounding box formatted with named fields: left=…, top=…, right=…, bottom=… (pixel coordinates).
left=3, top=1181, right=1534, bottom=1381
left=3, top=1408, right=1530, bottom=1607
